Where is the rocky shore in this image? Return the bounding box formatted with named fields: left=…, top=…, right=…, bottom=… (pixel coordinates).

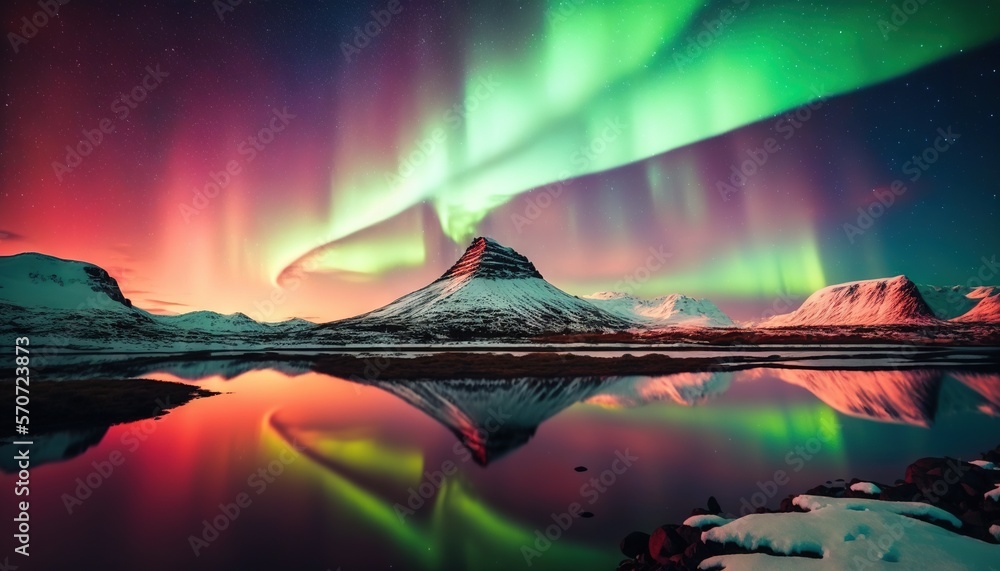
left=617, top=444, right=1000, bottom=570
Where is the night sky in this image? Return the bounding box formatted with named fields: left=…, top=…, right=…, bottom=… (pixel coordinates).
left=1, top=0, right=998, bottom=322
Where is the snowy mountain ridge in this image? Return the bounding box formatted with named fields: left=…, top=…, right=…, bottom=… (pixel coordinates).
left=762, top=275, right=939, bottom=327
left=1, top=241, right=999, bottom=350
left=584, top=291, right=735, bottom=327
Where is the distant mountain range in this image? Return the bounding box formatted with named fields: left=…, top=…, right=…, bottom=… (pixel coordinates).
left=1, top=237, right=998, bottom=349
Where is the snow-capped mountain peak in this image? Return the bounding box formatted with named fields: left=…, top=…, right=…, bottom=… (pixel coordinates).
left=331, top=237, right=632, bottom=340
left=436, top=236, right=543, bottom=281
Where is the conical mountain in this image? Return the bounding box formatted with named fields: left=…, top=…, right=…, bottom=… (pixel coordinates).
left=335, top=237, right=632, bottom=341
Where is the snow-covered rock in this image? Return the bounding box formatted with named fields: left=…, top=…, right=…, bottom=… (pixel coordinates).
left=849, top=482, right=882, bottom=495
left=700, top=495, right=999, bottom=570
left=969, top=460, right=998, bottom=471
left=684, top=514, right=734, bottom=529
left=987, top=484, right=1000, bottom=502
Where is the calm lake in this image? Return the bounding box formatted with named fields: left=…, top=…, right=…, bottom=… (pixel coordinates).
left=6, top=365, right=1000, bottom=571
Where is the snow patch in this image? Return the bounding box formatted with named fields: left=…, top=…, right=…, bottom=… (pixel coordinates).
left=684, top=514, right=734, bottom=529
left=986, top=484, right=1000, bottom=502
left=699, top=495, right=997, bottom=571
left=849, top=482, right=882, bottom=495
left=969, top=460, right=998, bottom=471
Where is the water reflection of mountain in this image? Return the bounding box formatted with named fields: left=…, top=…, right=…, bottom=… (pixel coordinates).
left=588, top=372, right=732, bottom=407
left=42, top=355, right=315, bottom=380
left=363, top=372, right=734, bottom=464
left=746, top=368, right=1000, bottom=427
left=0, top=428, right=107, bottom=473
left=366, top=377, right=610, bottom=465
left=362, top=369, right=1000, bottom=463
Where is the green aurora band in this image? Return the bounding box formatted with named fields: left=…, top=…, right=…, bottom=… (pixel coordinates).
left=274, top=0, right=1000, bottom=288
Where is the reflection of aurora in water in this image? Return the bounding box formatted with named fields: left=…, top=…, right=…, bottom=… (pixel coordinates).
left=10, top=366, right=1000, bottom=571
left=267, top=403, right=849, bottom=570
left=257, top=368, right=1000, bottom=570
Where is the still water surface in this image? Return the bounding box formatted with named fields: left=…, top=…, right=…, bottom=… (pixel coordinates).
left=7, top=367, right=1000, bottom=571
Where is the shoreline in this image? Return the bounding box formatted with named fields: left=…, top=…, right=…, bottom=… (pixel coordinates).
left=617, top=444, right=1000, bottom=570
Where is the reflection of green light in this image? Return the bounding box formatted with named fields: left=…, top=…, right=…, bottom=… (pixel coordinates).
left=312, top=460, right=436, bottom=566
left=448, top=480, right=532, bottom=546
left=272, top=425, right=615, bottom=570
left=313, top=436, right=424, bottom=485
left=581, top=402, right=845, bottom=457
left=287, top=0, right=1000, bottom=277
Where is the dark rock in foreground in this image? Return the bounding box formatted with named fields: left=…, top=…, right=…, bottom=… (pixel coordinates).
left=1, top=378, right=219, bottom=438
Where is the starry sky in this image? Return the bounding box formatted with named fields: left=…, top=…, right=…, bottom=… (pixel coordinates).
left=1, top=0, right=998, bottom=322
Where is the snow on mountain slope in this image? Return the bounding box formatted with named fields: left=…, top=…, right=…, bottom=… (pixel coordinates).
left=333, top=237, right=632, bottom=339
left=915, top=284, right=998, bottom=319
left=155, top=310, right=274, bottom=333
left=0, top=252, right=313, bottom=351
left=584, top=292, right=734, bottom=327
left=0, top=252, right=133, bottom=311
left=762, top=275, right=939, bottom=327
left=952, top=292, right=1000, bottom=323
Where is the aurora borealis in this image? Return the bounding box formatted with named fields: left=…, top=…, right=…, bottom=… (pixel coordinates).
left=2, top=1, right=998, bottom=322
